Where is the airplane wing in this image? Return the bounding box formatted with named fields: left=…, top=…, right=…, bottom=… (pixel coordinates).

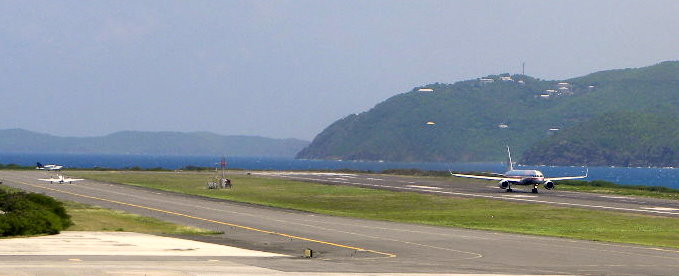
left=38, top=178, right=59, bottom=182
left=63, top=178, right=84, bottom=182
left=545, top=168, right=588, bottom=181
left=545, top=175, right=587, bottom=181
left=451, top=173, right=507, bottom=181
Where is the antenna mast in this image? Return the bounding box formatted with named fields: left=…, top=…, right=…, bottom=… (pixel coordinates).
left=220, top=156, right=226, bottom=179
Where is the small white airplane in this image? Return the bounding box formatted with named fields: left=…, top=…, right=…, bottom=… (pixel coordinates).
left=451, top=146, right=588, bottom=193
left=39, top=174, right=84, bottom=184
left=36, top=162, right=63, bottom=171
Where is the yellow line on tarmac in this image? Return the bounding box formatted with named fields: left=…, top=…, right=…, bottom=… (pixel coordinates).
left=18, top=180, right=397, bottom=259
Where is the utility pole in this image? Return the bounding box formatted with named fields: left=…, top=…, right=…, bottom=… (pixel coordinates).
left=220, top=156, right=226, bottom=179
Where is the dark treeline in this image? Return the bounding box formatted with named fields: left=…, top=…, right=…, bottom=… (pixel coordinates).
left=0, top=164, right=34, bottom=170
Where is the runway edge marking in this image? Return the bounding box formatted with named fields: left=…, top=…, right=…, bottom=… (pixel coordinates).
left=16, top=180, right=397, bottom=259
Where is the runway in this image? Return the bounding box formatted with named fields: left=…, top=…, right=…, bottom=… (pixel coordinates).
left=2, top=170, right=679, bottom=275
left=253, top=171, right=679, bottom=218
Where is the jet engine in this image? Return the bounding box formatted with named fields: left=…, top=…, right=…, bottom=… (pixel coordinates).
left=544, top=181, right=555, bottom=190
left=498, top=181, right=509, bottom=189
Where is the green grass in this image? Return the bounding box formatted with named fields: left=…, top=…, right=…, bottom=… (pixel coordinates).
left=555, top=180, right=679, bottom=200
left=68, top=171, right=679, bottom=249
left=63, top=200, right=220, bottom=235
left=1, top=185, right=217, bottom=236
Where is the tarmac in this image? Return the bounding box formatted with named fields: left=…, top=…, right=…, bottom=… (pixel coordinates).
left=0, top=231, right=283, bottom=257
left=0, top=231, right=286, bottom=275
left=2, top=170, right=679, bottom=275
left=0, top=232, right=560, bottom=276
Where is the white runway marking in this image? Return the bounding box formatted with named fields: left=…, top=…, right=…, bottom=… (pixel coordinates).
left=503, top=195, right=538, bottom=198
left=407, top=185, right=442, bottom=190
left=365, top=178, right=384, bottom=181
left=640, top=207, right=679, bottom=211
left=254, top=172, right=357, bottom=177
left=600, top=195, right=634, bottom=199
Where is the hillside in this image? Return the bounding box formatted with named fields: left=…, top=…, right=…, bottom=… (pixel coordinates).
left=0, top=129, right=309, bottom=157
left=297, top=61, right=679, bottom=164
left=522, top=111, right=679, bottom=167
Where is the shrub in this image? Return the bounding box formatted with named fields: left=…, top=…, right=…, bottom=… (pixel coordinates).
left=0, top=190, right=72, bottom=236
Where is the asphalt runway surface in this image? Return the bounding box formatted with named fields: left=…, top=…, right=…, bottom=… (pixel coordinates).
left=2, top=170, right=679, bottom=275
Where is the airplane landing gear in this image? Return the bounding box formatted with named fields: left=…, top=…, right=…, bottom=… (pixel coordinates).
left=531, top=185, right=539, bottom=193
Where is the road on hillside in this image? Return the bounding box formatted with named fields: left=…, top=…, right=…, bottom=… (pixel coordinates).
left=254, top=171, right=679, bottom=218
left=2, top=170, right=679, bottom=275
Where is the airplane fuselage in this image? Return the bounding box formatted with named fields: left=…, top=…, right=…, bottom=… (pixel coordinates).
left=503, top=170, right=545, bottom=185
left=36, top=163, right=63, bottom=171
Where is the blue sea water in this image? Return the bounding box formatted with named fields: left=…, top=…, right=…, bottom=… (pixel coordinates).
left=1, top=152, right=678, bottom=189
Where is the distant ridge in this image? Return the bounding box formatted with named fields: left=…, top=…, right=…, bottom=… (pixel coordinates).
left=297, top=61, right=679, bottom=165
left=0, top=129, right=309, bottom=157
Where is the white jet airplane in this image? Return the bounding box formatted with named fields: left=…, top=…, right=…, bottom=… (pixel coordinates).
left=36, top=162, right=64, bottom=171
left=451, top=146, right=588, bottom=193
left=39, top=174, right=84, bottom=184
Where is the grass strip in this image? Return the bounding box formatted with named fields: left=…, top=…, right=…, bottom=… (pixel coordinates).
left=69, top=171, right=679, bottom=249
left=556, top=180, right=679, bottom=200
left=1, top=185, right=218, bottom=236
left=64, top=201, right=220, bottom=235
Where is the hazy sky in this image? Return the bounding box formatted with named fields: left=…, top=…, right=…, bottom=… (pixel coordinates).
left=2, top=1, right=679, bottom=140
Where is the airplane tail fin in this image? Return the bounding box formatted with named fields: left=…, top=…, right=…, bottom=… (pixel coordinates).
left=506, top=145, right=514, bottom=171
left=36, top=162, right=43, bottom=168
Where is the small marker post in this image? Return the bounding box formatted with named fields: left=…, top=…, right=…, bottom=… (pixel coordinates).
left=303, top=248, right=313, bottom=258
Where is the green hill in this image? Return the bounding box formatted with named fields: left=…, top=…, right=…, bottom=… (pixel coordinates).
left=522, top=111, right=679, bottom=167
left=0, top=129, right=309, bottom=157
left=297, top=61, right=679, bottom=164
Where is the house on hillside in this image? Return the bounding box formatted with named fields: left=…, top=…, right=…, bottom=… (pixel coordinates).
left=558, top=86, right=573, bottom=95
left=479, top=78, right=494, bottom=85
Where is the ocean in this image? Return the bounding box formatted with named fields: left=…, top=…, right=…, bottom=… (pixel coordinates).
left=1, top=152, right=678, bottom=189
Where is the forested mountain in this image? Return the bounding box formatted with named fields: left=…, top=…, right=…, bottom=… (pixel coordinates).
left=0, top=129, right=309, bottom=157
left=522, top=112, right=679, bottom=167
left=297, top=61, right=679, bottom=165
